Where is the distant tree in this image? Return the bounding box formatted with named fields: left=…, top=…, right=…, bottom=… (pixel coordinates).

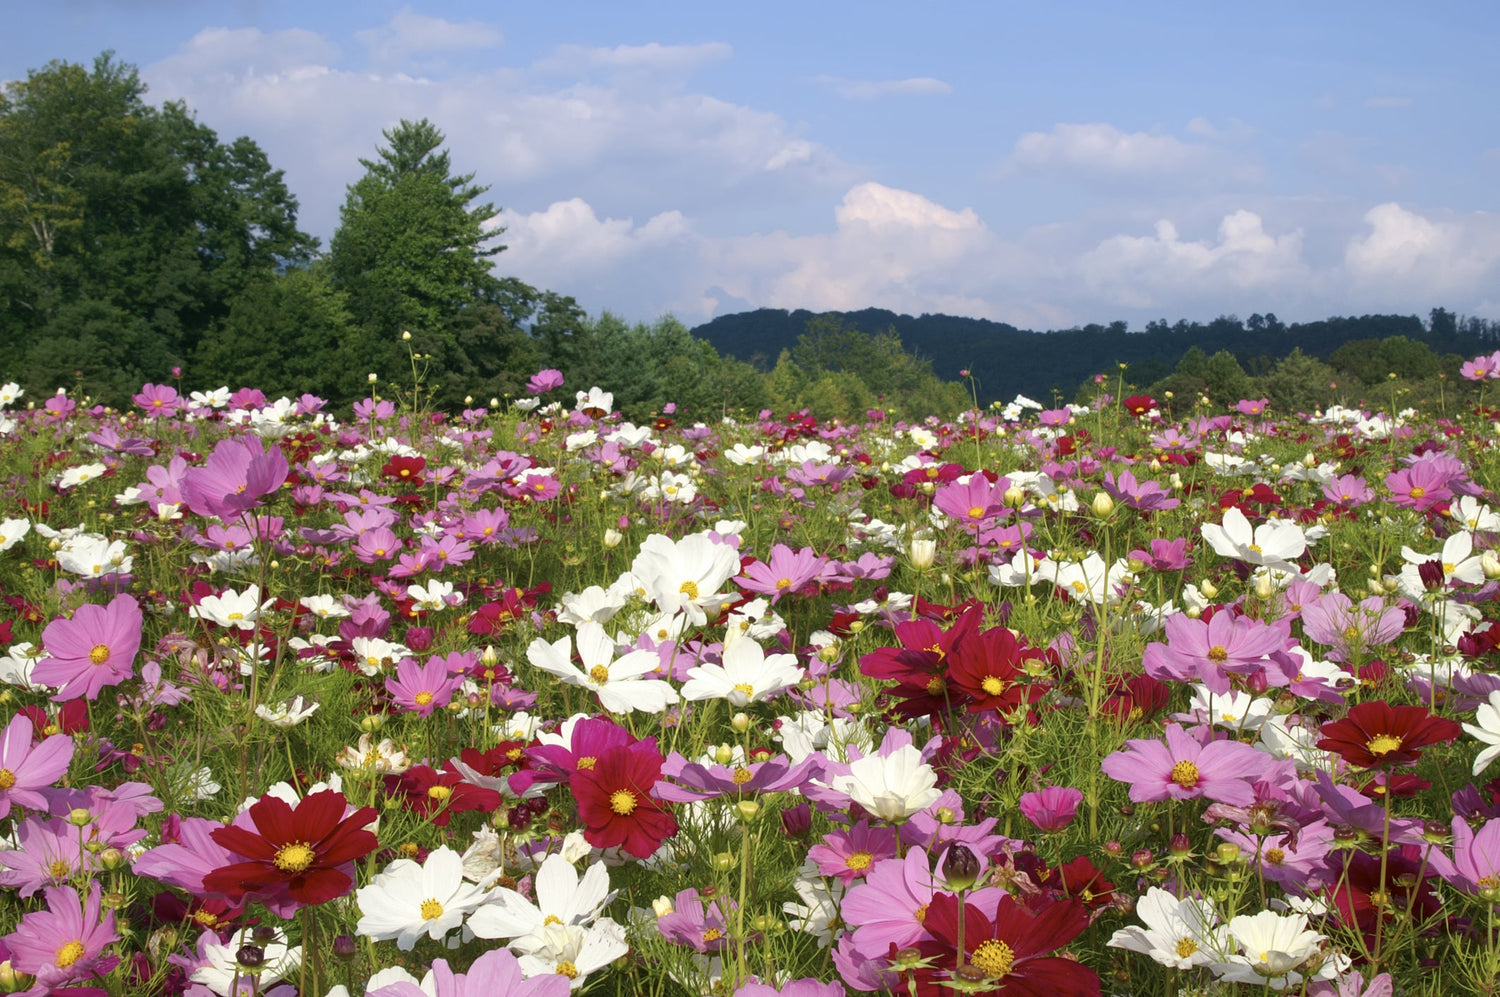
left=0, top=53, right=314, bottom=400
left=327, top=118, right=507, bottom=388
left=1257, top=348, right=1337, bottom=414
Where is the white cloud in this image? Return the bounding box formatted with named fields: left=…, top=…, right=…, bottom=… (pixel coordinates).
left=354, top=7, right=502, bottom=66
left=1004, top=121, right=1261, bottom=186
left=816, top=76, right=953, bottom=99
left=538, top=41, right=732, bottom=75
left=1078, top=211, right=1308, bottom=309
left=1345, top=202, right=1500, bottom=294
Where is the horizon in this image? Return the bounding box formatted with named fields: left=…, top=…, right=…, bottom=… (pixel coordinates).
left=6, top=2, right=1499, bottom=330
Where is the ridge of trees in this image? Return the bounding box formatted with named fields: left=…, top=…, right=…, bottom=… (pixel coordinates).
left=689, top=307, right=1500, bottom=407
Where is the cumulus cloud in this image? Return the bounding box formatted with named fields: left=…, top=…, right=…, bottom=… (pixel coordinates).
left=142, top=26, right=844, bottom=239
left=1005, top=121, right=1260, bottom=185
left=816, top=76, right=953, bottom=99
left=1345, top=202, right=1500, bottom=295
left=1077, top=211, right=1309, bottom=309
left=354, top=7, right=502, bottom=66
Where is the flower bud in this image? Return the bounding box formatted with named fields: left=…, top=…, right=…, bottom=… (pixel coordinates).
left=730, top=712, right=751, bottom=732
left=1199, top=579, right=1218, bottom=599
left=713, top=852, right=735, bottom=872
left=235, top=945, right=266, bottom=969
left=735, top=800, right=762, bottom=823
left=909, top=537, right=936, bottom=570
left=652, top=895, right=675, bottom=918
left=942, top=844, right=981, bottom=891
left=1090, top=492, right=1115, bottom=518
left=603, top=528, right=623, bottom=549
left=333, top=934, right=358, bottom=962
left=780, top=801, right=812, bottom=840
left=714, top=743, right=735, bottom=766
left=1483, top=549, right=1500, bottom=580
left=1253, top=574, right=1276, bottom=601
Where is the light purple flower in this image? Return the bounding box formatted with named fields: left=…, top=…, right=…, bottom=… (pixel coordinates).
left=1101, top=723, right=1270, bottom=806
left=0, top=713, right=73, bottom=819
left=1018, top=785, right=1084, bottom=832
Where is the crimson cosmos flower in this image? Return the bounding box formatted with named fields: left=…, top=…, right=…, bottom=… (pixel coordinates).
left=572, top=742, right=678, bottom=859
left=915, top=892, right=1100, bottom=997
left=1316, top=700, right=1461, bottom=769
left=204, top=789, right=378, bottom=910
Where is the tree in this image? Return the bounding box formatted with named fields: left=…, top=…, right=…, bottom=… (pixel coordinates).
left=328, top=118, right=506, bottom=381
left=0, top=53, right=315, bottom=400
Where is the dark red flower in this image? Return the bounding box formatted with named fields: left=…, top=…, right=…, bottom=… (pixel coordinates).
left=860, top=607, right=983, bottom=720
left=204, top=790, right=378, bottom=910
left=945, top=624, right=1047, bottom=716
left=383, top=765, right=503, bottom=827
left=1316, top=700, right=1461, bottom=768
left=381, top=455, right=426, bottom=486
left=916, top=892, right=1100, bottom=996
left=572, top=742, right=678, bottom=859
left=1122, top=395, right=1156, bottom=417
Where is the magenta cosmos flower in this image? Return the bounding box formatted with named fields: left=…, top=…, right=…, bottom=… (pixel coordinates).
left=1101, top=723, right=1270, bottom=805
left=0, top=713, right=73, bottom=819
left=1018, top=785, right=1084, bottom=832
left=3, top=882, right=119, bottom=990
left=385, top=655, right=465, bottom=717
left=180, top=433, right=289, bottom=521
left=367, top=946, right=569, bottom=997
left=32, top=594, right=142, bottom=701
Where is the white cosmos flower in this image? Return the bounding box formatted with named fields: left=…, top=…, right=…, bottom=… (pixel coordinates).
left=680, top=635, right=802, bottom=707
left=254, top=695, right=320, bottom=728
left=55, top=535, right=132, bottom=577
left=1463, top=690, right=1500, bottom=776
left=298, top=593, right=350, bottom=620
left=1107, top=887, right=1225, bottom=969
left=1212, top=908, right=1346, bottom=987
left=191, top=926, right=300, bottom=995
left=1201, top=507, right=1306, bottom=571
left=55, top=462, right=107, bottom=489
left=527, top=622, right=679, bottom=715
left=190, top=585, right=270, bottom=630
left=630, top=533, right=740, bottom=627
left=356, top=847, right=494, bottom=951
left=0, top=518, right=29, bottom=552
left=467, top=852, right=616, bottom=946
left=831, top=744, right=941, bottom=822
left=514, top=918, right=629, bottom=989
left=408, top=579, right=463, bottom=613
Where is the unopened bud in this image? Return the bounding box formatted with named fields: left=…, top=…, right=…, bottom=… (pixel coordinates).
left=1091, top=492, right=1115, bottom=518
left=603, top=528, right=623, bottom=549
left=942, top=844, right=981, bottom=891
left=909, top=538, right=936, bottom=570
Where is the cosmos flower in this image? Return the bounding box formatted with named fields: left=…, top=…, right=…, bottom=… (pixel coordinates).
left=4, top=882, right=119, bottom=990
left=32, top=593, right=142, bottom=702
left=1107, top=887, right=1225, bottom=969
left=355, top=846, right=494, bottom=950
left=204, top=789, right=379, bottom=912
left=1316, top=700, right=1461, bottom=769
left=1101, top=723, right=1270, bottom=806
left=572, top=742, right=678, bottom=858
left=468, top=851, right=615, bottom=947
left=680, top=635, right=803, bottom=707
left=0, top=712, right=73, bottom=819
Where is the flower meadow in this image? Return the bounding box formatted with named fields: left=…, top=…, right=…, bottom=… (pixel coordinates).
left=8, top=363, right=1500, bottom=997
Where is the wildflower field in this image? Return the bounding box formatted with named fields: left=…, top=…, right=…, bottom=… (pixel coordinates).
left=5, top=362, right=1500, bottom=997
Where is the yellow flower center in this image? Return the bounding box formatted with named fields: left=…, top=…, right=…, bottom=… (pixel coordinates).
left=926, top=675, right=946, bottom=696
left=414, top=691, right=433, bottom=706
left=1176, top=936, right=1198, bottom=958
left=732, top=767, right=753, bottom=785
left=427, top=785, right=452, bottom=802
left=576, top=756, right=597, bottom=770
left=420, top=898, right=444, bottom=920
left=981, top=675, right=1005, bottom=696
left=1410, top=486, right=1426, bottom=499
left=1170, top=760, right=1200, bottom=789
left=1367, top=733, right=1404, bottom=756
left=0, top=769, right=14, bottom=790
left=48, top=859, right=71, bottom=879
left=88, top=644, right=110, bottom=665
left=1343, top=625, right=1361, bottom=641
left=913, top=902, right=928, bottom=924
left=1207, top=645, right=1228, bottom=662
left=610, top=789, right=638, bottom=815
left=55, top=939, right=86, bottom=968
left=543, top=914, right=563, bottom=925
left=678, top=580, right=700, bottom=600
left=273, top=842, right=315, bottom=873
left=733, top=682, right=756, bottom=699
left=590, top=665, right=610, bottom=683
left=1265, top=848, right=1285, bottom=866
left=702, top=927, right=723, bottom=943
left=192, top=910, right=221, bottom=928
left=555, top=961, right=579, bottom=979
left=776, top=578, right=792, bottom=590
left=971, top=938, right=1015, bottom=978
left=968, top=505, right=985, bottom=519
left=846, top=850, right=873, bottom=871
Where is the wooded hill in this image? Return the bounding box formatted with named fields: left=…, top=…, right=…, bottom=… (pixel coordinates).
left=690, top=307, right=1500, bottom=406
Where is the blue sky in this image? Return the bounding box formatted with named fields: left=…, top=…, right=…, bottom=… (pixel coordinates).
left=7, top=1, right=1500, bottom=329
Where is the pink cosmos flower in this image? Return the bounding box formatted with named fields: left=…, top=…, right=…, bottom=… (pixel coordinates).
left=3, top=882, right=119, bottom=990
left=807, top=820, right=900, bottom=883
left=1101, top=723, right=1270, bottom=805
left=32, top=594, right=142, bottom=701
left=737, top=544, right=831, bottom=603
left=1322, top=473, right=1374, bottom=507
left=180, top=434, right=289, bottom=521
left=367, top=946, right=569, bottom=997
left=932, top=473, right=1010, bottom=531
left=1018, top=785, right=1084, bottom=832
left=1300, top=592, right=1405, bottom=663
left=524, top=368, right=566, bottom=394
left=386, top=655, right=465, bottom=717
left=1235, top=397, right=1270, bottom=416
left=1143, top=611, right=1287, bottom=695
left=1385, top=462, right=1453, bottom=512
left=1103, top=468, right=1180, bottom=512
left=133, top=382, right=184, bottom=418
left=0, top=714, right=73, bottom=819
